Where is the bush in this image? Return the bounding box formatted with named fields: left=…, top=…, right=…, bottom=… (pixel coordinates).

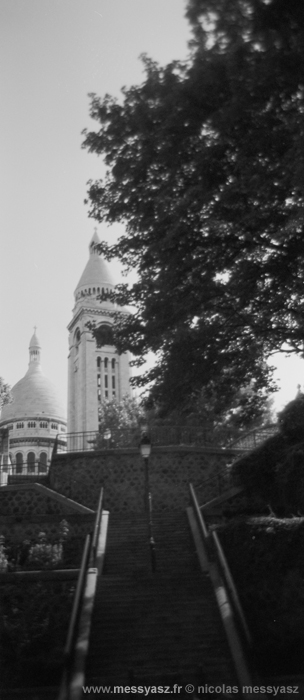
left=218, top=517, right=304, bottom=674
left=0, top=521, right=70, bottom=571
left=0, top=580, right=75, bottom=687
left=231, top=395, right=304, bottom=514
left=278, top=394, right=304, bottom=439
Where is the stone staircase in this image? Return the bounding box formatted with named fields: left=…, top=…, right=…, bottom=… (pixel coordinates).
left=84, top=510, right=236, bottom=688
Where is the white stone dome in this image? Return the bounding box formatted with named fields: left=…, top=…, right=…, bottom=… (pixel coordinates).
left=0, top=333, right=66, bottom=423
left=1, top=366, right=65, bottom=422
left=74, top=230, right=115, bottom=297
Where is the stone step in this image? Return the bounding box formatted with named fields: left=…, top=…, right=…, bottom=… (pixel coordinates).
left=84, top=509, right=236, bottom=686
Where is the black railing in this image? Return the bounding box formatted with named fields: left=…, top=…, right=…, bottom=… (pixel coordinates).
left=90, top=487, right=104, bottom=567
left=189, top=482, right=254, bottom=686
left=58, top=486, right=104, bottom=699
left=55, top=425, right=242, bottom=453
left=58, top=533, right=92, bottom=700
left=230, top=423, right=278, bottom=450
left=195, top=464, right=233, bottom=500
left=0, top=461, right=50, bottom=485
left=54, top=424, right=278, bottom=454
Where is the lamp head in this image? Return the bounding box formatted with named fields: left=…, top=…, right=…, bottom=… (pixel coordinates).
left=139, top=433, right=151, bottom=459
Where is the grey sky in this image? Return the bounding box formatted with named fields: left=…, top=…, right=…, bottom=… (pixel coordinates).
left=0, top=0, right=303, bottom=414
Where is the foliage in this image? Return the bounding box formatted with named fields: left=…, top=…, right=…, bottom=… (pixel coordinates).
left=27, top=534, right=63, bottom=570
left=231, top=394, right=304, bottom=514
left=0, top=537, right=8, bottom=572
left=82, top=0, right=304, bottom=414
left=0, top=377, right=11, bottom=412
left=94, top=387, right=272, bottom=446
left=146, top=383, right=275, bottom=446
left=278, top=393, right=304, bottom=438
left=0, top=520, right=70, bottom=571
left=0, top=580, right=75, bottom=687
left=95, top=394, right=145, bottom=447
left=0, top=521, right=76, bottom=688
left=218, top=516, right=304, bottom=674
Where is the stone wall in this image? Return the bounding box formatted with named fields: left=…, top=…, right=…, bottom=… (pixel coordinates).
left=50, top=445, right=239, bottom=512
left=0, top=483, right=94, bottom=517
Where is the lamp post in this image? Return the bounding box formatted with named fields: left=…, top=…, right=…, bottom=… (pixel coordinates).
left=139, top=433, right=156, bottom=572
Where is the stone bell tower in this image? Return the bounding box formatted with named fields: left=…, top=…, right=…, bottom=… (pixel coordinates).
left=67, top=231, right=132, bottom=434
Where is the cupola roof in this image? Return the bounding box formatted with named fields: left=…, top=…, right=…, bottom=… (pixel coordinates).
left=74, top=230, right=115, bottom=297
left=29, top=329, right=40, bottom=349
left=0, top=333, right=66, bottom=423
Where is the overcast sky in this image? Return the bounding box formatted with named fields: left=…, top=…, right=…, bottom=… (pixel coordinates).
left=0, top=0, right=303, bottom=418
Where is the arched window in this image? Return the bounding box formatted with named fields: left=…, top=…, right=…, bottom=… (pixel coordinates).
left=97, top=357, right=101, bottom=368
left=111, top=358, right=116, bottom=397
left=27, top=421, right=36, bottom=428
left=16, top=452, right=23, bottom=474
left=95, top=324, right=114, bottom=348
left=27, top=452, right=35, bottom=473
left=39, top=452, right=48, bottom=472
left=74, top=328, right=81, bottom=354
left=104, top=357, right=109, bottom=398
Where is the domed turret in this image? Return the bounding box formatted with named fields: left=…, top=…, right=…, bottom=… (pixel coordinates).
left=1, top=331, right=65, bottom=421
left=0, top=332, right=67, bottom=476
left=73, top=230, right=115, bottom=310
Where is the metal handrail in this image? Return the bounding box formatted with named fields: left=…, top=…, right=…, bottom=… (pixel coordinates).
left=211, top=529, right=253, bottom=647
left=189, top=482, right=209, bottom=541
left=53, top=426, right=252, bottom=453
left=190, top=482, right=252, bottom=649
left=90, top=487, right=104, bottom=567
left=189, top=482, right=255, bottom=691
left=59, top=533, right=91, bottom=699
left=58, top=488, right=105, bottom=698
left=195, top=465, right=233, bottom=497
left=147, top=491, right=156, bottom=572
left=0, top=462, right=50, bottom=486
left=229, top=423, right=278, bottom=450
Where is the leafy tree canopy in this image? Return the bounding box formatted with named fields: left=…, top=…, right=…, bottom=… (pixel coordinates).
left=232, top=394, right=304, bottom=515
left=82, top=0, right=304, bottom=415
left=0, top=378, right=11, bottom=412
left=95, top=395, right=144, bottom=448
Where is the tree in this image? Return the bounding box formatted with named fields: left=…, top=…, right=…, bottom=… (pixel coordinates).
left=95, top=395, right=145, bottom=448
left=82, top=0, right=304, bottom=414
left=0, top=378, right=11, bottom=413
left=231, top=394, right=304, bottom=515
